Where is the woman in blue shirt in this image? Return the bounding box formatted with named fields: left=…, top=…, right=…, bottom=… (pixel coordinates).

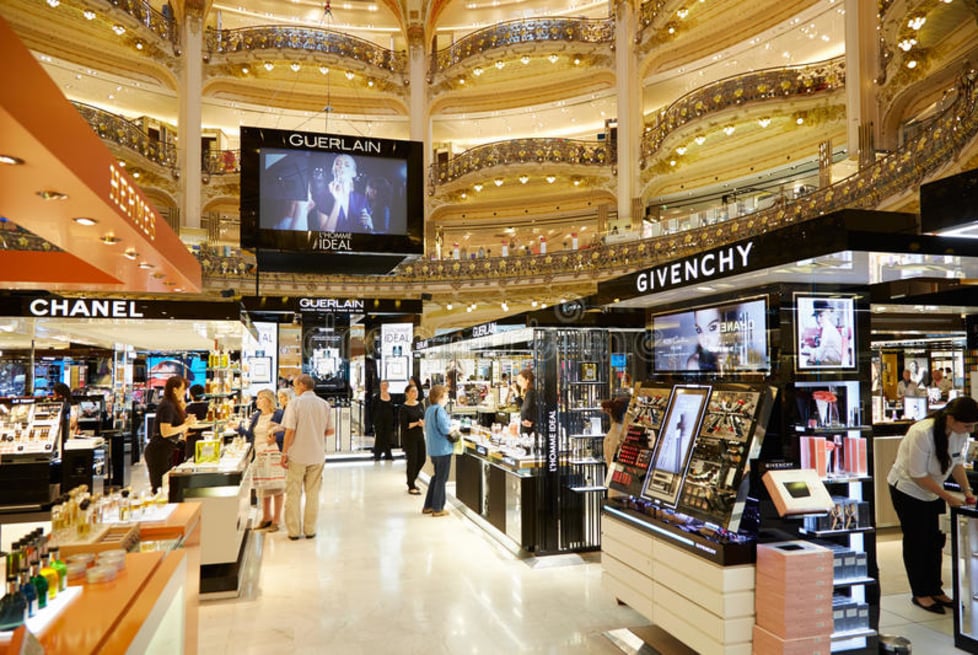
left=423, top=384, right=454, bottom=517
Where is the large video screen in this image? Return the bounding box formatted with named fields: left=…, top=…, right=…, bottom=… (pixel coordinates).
left=794, top=294, right=856, bottom=370
left=652, top=297, right=768, bottom=373
left=641, top=385, right=711, bottom=507
left=146, top=355, right=207, bottom=390
left=240, top=126, right=424, bottom=273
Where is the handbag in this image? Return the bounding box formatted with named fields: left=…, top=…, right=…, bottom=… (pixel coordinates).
left=253, top=450, right=286, bottom=491
left=446, top=429, right=461, bottom=444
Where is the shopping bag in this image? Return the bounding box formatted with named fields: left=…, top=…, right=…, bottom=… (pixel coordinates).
left=253, top=450, right=286, bottom=491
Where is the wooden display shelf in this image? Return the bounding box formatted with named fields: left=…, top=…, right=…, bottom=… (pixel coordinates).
left=58, top=524, right=139, bottom=558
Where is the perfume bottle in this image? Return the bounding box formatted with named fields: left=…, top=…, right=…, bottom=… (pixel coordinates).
left=30, top=564, right=48, bottom=610
left=0, top=576, right=27, bottom=630
left=18, top=568, right=37, bottom=618
left=49, top=547, right=68, bottom=594
left=39, top=554, right=59, bottom=601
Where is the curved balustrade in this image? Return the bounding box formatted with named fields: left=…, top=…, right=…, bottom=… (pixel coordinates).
left=430, top=17, right=614, bottom=74
left=430, top=138, right=611, bottom=188
left=72, top=101, right=177, bottom=168
left=641, top=57, right=846, bottom=163
left=189, top=71, right=978, bottom=291
left=204, top=150, right=241, bottom=176
left=107, top=0, right=179, bottom=47
left=205, top=26, right=406, bottom=73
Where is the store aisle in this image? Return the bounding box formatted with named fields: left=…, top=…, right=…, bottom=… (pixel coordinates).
left=197, top=460, right=645, bottom=655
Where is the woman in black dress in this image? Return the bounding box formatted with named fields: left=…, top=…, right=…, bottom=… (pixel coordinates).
left=517, top=368, right=538, bottom=434
left=144, top=376, right=196, bottom=493
left=400, top=383, right=425, bottom=494
left=372, top=380, right=394, bottom=460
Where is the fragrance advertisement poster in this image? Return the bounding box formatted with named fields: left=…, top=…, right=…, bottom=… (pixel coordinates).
left=795, top=295, right=855, bottom=370
left=381, top=323, right=413, bottom=393
left=652, top=298, right=768, bottom=373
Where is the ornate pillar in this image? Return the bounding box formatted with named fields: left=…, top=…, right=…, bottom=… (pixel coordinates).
left=176, top=0, right=205, bottom=229
left=614, top=0, right=642, bottom=230
left=407, top=19, right=434, bottom=250
left=845, top=0, right=880, bottom=166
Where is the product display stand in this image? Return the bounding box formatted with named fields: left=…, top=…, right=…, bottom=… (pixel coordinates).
left=952, top=505, right=978, bottom=654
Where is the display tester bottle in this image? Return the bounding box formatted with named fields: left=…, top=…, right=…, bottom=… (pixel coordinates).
left=18, top=569, right=37, bottom=618
left=49, top=547, right=67, bottom=593
left=29, top=564, right=47, bottom=611
left=0, top=576, right=27, bottom=630
left=39, top=554, right=58, bottom=601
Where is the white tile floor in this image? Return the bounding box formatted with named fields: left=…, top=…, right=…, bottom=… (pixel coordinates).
left=191, top=458, right=969, bottom=653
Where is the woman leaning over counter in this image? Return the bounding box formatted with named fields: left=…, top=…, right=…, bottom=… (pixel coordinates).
left=144, top=376, right=197, bottom=494
left=886, top=396, right=978, bottom=614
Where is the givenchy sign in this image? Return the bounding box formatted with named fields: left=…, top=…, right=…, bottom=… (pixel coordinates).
left=635, top=241, right=755, bottom=293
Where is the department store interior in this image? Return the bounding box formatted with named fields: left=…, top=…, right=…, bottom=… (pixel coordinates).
left=2, top=0, right=978, bottom=653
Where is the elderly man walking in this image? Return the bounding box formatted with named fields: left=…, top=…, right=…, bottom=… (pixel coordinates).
left=280, top=374, right=333, bottom=540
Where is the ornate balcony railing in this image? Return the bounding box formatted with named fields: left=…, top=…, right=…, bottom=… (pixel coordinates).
left=107, top=0, right=179, bottom=47
left=204, top=150, right=241, bottom=176
left=430, top=17, right=615, bottom=75
left=205, top=26, right=406, bottom=74
left=190, top=70, right=978, bottom=291
left=638, top=0, right=671, bottom=27
left=641, top=57, right=846, bottom=164
left=429, top=138, right=612, bottom=188
left=72, top=101, right=177, bottom=168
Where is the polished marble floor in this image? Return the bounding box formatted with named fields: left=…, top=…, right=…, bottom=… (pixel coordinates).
left=192, top=458, right=968, bottom=654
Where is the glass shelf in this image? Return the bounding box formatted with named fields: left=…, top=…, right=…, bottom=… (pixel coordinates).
left=798, top=526, right=875, bottom=538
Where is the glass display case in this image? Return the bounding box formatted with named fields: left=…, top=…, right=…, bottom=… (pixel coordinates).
left=952, top=505, right=978, bottom=654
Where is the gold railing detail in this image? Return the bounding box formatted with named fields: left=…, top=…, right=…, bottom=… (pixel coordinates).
left=72, top=101, right=177, bottom=168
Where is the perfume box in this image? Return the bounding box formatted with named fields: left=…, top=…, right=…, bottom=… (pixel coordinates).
left=757, top=541, right=834, bottom=582
left=756, top=590, right=833, bottom=639
left=752, top=624, right=831, bottom=655
left=800, top=436, right=828, bottom=478
left=844, top=437, right=868, bottom=476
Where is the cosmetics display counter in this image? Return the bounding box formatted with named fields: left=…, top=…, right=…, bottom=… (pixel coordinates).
left=952, top=505, right=978, bottom=654
left=0, top=550, right=193, bottom=655
left=166, top=441, right=252, bottom=597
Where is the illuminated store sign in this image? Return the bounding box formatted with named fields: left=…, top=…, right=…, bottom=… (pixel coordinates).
left=299, top=298, right=366, bottom=312
left=29, top=298, right=144, bottom=318
left=109, top=163, right=157, bottom=240
left=635, top=242, right=755, bottom=293
left=287, top=133, right=382, bottom=154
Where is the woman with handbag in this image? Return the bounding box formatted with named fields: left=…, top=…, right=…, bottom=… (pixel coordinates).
left=144, top=376, right=197, bottom=494
left=422, top=385, right=454, bottom=517
left=235, top=389, right=286, bottom=531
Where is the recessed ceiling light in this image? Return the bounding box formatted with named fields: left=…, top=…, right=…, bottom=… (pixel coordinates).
left=173, top=288, right=183, bottom=293
left=83, top=9, right=95, bottom=19
left=72, top=216, right=97, bottom=226
left=101, top=234, right=120, bottom=245
left=0, top=155, right=24, bottom=165
left=138, top=262, right=154, bottom=269
left=112, top=24, right=125, bottom=36
left=37, top=190, right=68, bottom=200
left=123, top=249, right=138, bottom=260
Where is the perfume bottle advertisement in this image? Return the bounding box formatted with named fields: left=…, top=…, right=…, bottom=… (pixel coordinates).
left=380, top=322, right=413, bottom=394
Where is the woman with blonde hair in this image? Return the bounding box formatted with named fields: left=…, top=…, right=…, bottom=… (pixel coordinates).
left=236, top=389, right=286, bottom=530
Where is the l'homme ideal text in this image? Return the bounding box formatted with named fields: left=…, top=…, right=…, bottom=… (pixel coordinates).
left=288, top=134, right=382, bottom=154
left=313, top=232, right=353, bottom=251
left=635, top=242, right=755, bottom=293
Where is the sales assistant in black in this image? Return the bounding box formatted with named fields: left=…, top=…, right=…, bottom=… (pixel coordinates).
left=886, top=396, right=978, bottom=614
left=516, top=368, right=538, bottom=435
left=144, top=376, right=197, bottom=494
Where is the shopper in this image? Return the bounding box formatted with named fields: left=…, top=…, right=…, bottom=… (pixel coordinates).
left=932, top=368, right=954, bottom=399
left=886, top=396, right=978, bottom=614
left=516, top=369, right=538, bottom=434
left=897, top=368, right=923, bottom=399
left=422, top=384, right=453, bottom=517
left=601, top=397, right=630, bottom=466
left=236, top=389, right=285, bottom=531
left=51, top=383, right=75, bottom=445
left=185, top=384, right=209, bottom=420
left=144, top=376, right=197, bottom=494
left=280, top=375, right=333, bottom=540
left=400, top=384, right=425, bottom=495
left=276, top=388, right=294, bottom=450
left=371, top=379, right=395, bottom=461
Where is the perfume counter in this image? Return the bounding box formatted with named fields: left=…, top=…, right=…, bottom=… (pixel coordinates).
left=455, top=449, right=540, bottom=552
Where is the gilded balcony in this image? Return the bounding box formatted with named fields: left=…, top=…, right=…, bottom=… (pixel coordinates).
left=72, top=101, right=177, bottom=169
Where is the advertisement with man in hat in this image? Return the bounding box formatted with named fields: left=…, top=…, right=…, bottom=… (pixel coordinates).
left=796, top=295, right=855, bottom=369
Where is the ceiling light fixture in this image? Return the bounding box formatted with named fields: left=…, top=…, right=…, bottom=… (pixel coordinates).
left=290, top=62, right=301, bottom=72
left=112, top=24, right=125, bottom=35
left=46, top=0, right=60, bottom=7
left=37, top=190, right=68, bottom=201
left=495, top=60, right=504, bottom=70
left=319, top=65, right=329, bottom=74
left=694, top=135, right=706, bottom=145
left=241, top=65, right=250, bottom=74
left=548, top=54, right=559, bottom=64
left=677, top=7, right=689, bottom=19
left=898, top=38, right=917, bottom=52
left=494, top=178, right=504, bottom=187
left=796, top=116, right=805, bottom=125
left=367, top=79, right=375, bottom=87
left=518, top=175, right=529, bottom=184
left=263, top=62, right=274, bottom=71
left=907, top=16, right=926, bottom=30
left=501, top=301, right=509, bottom=311
left=151, top=271, right=165, bottom=279
left=123, top=249, right=138, bottom=260
left=675, top=146, right=687, bottom=155
left=573, top=57, right=581, bottom=65
left=758, top=117, right=771, bottom=128
left=446, top=303, right=453, bottom=310
left=72, top=217, right=97, bottom=226
left=138, top=262, right=154, bottom=269
left=0, top=155, right=24, bottom=166
left=473, top=183, right=483, bottom=192
left=135, top=40, right=144, bottom=50
left=546, top=175, right=556, bottom=183
left=473, top=67, right=483, bottom=76
left=83, top=9, right=96, bottom=19
left=907, top=60, right=918, bottom=69
left=101, top=234, right=120, bottom=245
left=344, top=71, right=354, bottom=80
left=520, top=55, right=530, bottom=65
left=723, top=125, right=736, bottom=136
left=572, top=178, right=581, bottom=186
